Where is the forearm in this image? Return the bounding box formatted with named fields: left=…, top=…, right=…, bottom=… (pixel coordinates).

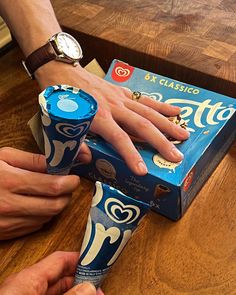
left=0, top=0, right=61, bottom=56
left=0, top=1, right=189, bottom=173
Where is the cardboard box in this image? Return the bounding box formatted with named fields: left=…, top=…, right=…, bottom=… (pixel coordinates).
left=29, top=59, right=236, bottom=220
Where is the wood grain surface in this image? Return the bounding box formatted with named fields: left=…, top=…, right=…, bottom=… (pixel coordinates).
left=0, top=47, right=236, bottom=294
left=51, top=0, right=236, bottom=98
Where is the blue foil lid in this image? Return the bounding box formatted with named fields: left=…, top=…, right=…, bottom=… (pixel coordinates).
left=39, top=85, right=97, bottom=121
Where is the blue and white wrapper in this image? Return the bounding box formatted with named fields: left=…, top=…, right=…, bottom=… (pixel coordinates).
left=39, top=85, right=97, bottom=175
left=74, top=181, right=150, bottom=288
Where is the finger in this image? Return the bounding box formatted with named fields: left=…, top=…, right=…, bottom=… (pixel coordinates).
left=138, top=95, right=181, bottom=116
left=0, top=224, right=43, bottom=240
left=122, top=87, right=181, bottom=116
left=91, top=116, right=148, bottom=175
left=0, top=215, right=51, bottom=228
left=114, top=108, right=184, bottom=162
left=96, top=288, right=105, bottom=295
left=31, top=252, right=80, bottom=285
left=0, top=192, right=71, bottom=217
left=64, top=282, right=96, bottom=295
left=77, top=143, right=92, bottom=164
left=0, top=147, right=47, bottom=173
left=124, top=100, right=190, bottom=140
left=46, top=276, right=74, bottom=295
left=7, top=165, right=80, bottom=196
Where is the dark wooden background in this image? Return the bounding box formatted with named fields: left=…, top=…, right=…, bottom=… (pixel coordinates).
left=52, top=0, right=236, bottom=98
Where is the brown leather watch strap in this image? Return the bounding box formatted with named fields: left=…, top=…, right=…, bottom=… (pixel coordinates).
left=23, top=42, right=57, bottom=78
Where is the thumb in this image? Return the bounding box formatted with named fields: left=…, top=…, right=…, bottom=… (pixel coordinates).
left=77, top=143, right=92, bottom=164
left=64, top=282, right=96, bottom=295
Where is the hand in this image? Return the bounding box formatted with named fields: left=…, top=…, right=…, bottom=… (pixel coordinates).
left=36, top=62, right=190, bottom=176
left=0, top=147, right=90, bottom=240
left=64, top=284, right=104, bottom=295
left=0, top=251, right=104, bottom=295
left=0, top=0, right=189, bottom=175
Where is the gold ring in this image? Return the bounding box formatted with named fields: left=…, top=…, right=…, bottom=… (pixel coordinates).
left=132, top=91, right=142, bottom=101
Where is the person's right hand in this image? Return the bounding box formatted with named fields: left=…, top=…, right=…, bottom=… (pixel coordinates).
left=65, top=284, right=104, bottom=295
left=0, top=251, right=104, bottom=295
left=0, top=147, right=85, bottom=240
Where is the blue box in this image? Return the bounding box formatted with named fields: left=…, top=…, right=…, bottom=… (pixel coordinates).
left=72, top=60, right=236, bottom=220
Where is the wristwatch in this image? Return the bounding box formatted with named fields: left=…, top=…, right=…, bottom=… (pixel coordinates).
left=22, top=32, right=83, bottom=79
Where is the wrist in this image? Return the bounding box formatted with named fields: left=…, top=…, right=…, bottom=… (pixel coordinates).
left=35, top=60, right=85, bottom=90
left=24, top=28, right=62, bottom=57
left=23, top=32, right=83, bottom=80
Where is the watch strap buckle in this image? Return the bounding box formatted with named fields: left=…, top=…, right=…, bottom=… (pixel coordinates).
left=22, top=60, right=34, bottom=79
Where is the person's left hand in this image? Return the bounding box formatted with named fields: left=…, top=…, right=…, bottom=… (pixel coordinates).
left=35, top=61, right=189, bottom=176
left=0, top=251, right=104, bottom=295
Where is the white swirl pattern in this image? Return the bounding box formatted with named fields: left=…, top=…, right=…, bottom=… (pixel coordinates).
left=105, top=198, right=140, bottom=224
left=49, top=140, right=77, bottom=167
left=115, top=66, right=130, bottom=77
left=92, top=182, right=103, bottom=208
left=141, top=91, right=163, bottom=102
left=80, top=215, right=92, bottom=256
left=56, top=122, right=90, bottom=138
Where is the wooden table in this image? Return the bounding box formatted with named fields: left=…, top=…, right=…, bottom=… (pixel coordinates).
left=0, top=45, right=236, bottom=294
left=52, top=0, right=236, bottom=99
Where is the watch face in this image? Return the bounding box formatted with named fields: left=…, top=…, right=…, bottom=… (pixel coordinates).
left=56, top=32, right=82, bottom=60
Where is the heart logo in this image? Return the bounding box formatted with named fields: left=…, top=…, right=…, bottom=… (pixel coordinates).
left=56, top=122, right=90, bottom=138
left=111, top=61, right=134, bottom=83
left=141, top=91, right=163, bottom=102
left=105, top=198, right=140, bottom=224
left=115, top=67, right=130, bottom=77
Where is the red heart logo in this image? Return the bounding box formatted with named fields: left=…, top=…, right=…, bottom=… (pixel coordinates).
left=111, top=61, right=134, bottom=83
left=183, top=168, right=195, bottom=192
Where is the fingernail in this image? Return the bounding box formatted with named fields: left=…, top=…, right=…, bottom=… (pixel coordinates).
left=96, top=288, right=104, bottom=295
left=137, top=161, right=148, bottom=175
left=178, top=126, right=190, bottom=137
left=172, top=106, right=181, bottom=112
left=75, top=282, right=96, bottom=295
left=171, top=147, right=184, bottom=160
